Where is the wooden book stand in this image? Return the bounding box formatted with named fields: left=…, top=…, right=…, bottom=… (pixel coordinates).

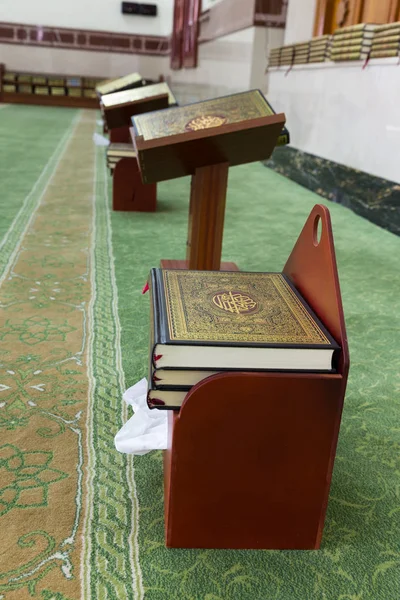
left=112, top=157, right=156, bottom=212
left=110, top=126, right=134, bottom=144
left=163, top=204, right=349, bottom=549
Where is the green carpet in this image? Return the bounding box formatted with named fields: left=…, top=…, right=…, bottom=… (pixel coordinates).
left=0, top=104, right=399, bottom=599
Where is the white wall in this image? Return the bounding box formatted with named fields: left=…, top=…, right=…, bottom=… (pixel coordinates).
left=171, top=26, right=284, bottom=92
left=0, top=0, right=174, bottom=36
left=0, top=43, right=169, bottom=79
left=250, top=26, right=284, bottom=91
left=202, top=0, right=225, bottom=10
left=267, top=61, right=400, bottom=183
left=284, top=0, right=317, bottom=45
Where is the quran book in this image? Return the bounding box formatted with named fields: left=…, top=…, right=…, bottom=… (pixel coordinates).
left=370, top=48, right=399, bottom=58
left=372, top=34, right=400, bottom=45
left=51, top=87, right=66, bottom=96
left=32, top=76, right=46, bottom=85
left=149, top=269, right=339, bottom=372
left=68, top=88, right=82, bottom=97
left=49, top=78, right=64, bottom=86
left=107, top=143, right=136, bottom=157
left=375, top=22, right=400, bottom=34
left=83, top=89, right=96, bottom=98
left=18, top=74, right=31, bottom=83
left=332, top=30, right=374, bottom=42
left=96, top=72, right=143, bottom=96
left=133, top=89, right=275, bottom=141
left=19, top=84, right=32, bottom=94
left=35, top=86, right=49, bottom=95
left=102, top=82, right=176, bottom=109
left=152, top=368, right=221, bottom=389
left=3, top=72, right=16, bottom=82
left=132, top=90, right=286, bottom=184
left=334, top=23, right=377, bottom=33
left=3, top=84, right=16, bottom=93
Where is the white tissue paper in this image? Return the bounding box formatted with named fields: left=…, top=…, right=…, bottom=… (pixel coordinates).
left=114, top=378, right=168, bottom=455
left=92, top=132, right=109, bottom=147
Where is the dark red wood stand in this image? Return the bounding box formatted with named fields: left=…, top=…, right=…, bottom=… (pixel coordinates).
left=112, top=157, right=156, bottom=212
left=163, top=205, right=349, bottom=548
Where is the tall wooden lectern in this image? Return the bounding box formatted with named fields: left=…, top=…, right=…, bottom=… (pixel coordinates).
left=132, top=90, right=285, bottom=271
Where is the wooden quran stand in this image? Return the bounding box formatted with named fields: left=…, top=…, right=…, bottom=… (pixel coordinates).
left=163, top=204, right=350, bottom=549
left=133, top=113, right=285, bottom=271
left=112, top=157, right=156, bottom=212
left=161, top=162, right=238, bottom=271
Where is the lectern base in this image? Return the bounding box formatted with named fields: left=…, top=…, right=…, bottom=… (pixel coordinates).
left=160, top=259, right=239, bottom=271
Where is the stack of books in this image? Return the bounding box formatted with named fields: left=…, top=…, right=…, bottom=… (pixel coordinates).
left=146, top=269, right=339, bottom=410
left=279, top=45, right=296, bottom=65
left=268, top=47, right=281, bottom=67
left=293, top=41, right=310, bottom=64
left=309, top=35, right=332, bottom=62
left=106, top=143, right=136, bottom=172
left=370, top=22, right=400, bottom=58
left=330, top=23, right=377, bottom=61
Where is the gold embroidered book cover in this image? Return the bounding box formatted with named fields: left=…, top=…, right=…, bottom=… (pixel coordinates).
left=147, top=269, right=340, bottom=408
left=133, top=90, right=274, bottom=141
left=160, top=269, right=332, bottom=345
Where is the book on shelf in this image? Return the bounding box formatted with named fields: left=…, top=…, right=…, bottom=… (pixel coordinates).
left=3, top=72, right=16, bottom=82
left=333, top=23, right=377, bottom=34
left=371, top=34, right=400, bottom=47
left=19, top=84, right=32, bottom=94
left=146, top=269, right=339, bottom=409
left=51, top=87, right=66, bottom=96
left=370, top=48, right=399, bottom=58
left=374, top=21, right=400, bottom=35
left=83, top=89, right=97, bottom=98
left=35, top=86, right=49, bottom=95
left=68, top=88, right=82, bottom=97
left=3, top=84, right=16, bottom=93
left=48, top=78, right=65, bottom=86
left=18, top=75, right=31, bottom=83
left=96, top=72, right=143, bottom=96
left=332, top=30, right=375, bottom=43
left=331, top=49, right=370, bottom=60
left=32, top=76, right=46, bottom=85
left=107, top=143, right=136, bottom=158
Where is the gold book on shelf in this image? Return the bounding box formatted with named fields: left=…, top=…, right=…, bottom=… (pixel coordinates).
left=48, top=78, right=65, bottom=86
left=107, top=143, right=137, bottom=158
left=83, top=89, right=97, bottom=98
left=19, top=84, right=33, bottom=94
left=3, top=84, right=16, bottom=93
left=68, top=88, right=82, bottom=97
left=51, top=87, right=66, bottom=96
left=35, top=86, right=50, bottom=95
left=32, top=76, right=47, bottom=85
left=96, top=72, right=143, bottom=96
left=18, top=75, right=32, bottom=84
left=3, top=72, right=16, bottom=82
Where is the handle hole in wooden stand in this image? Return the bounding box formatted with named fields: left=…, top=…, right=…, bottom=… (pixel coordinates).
left=313, top=215, right=322, bottom=246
